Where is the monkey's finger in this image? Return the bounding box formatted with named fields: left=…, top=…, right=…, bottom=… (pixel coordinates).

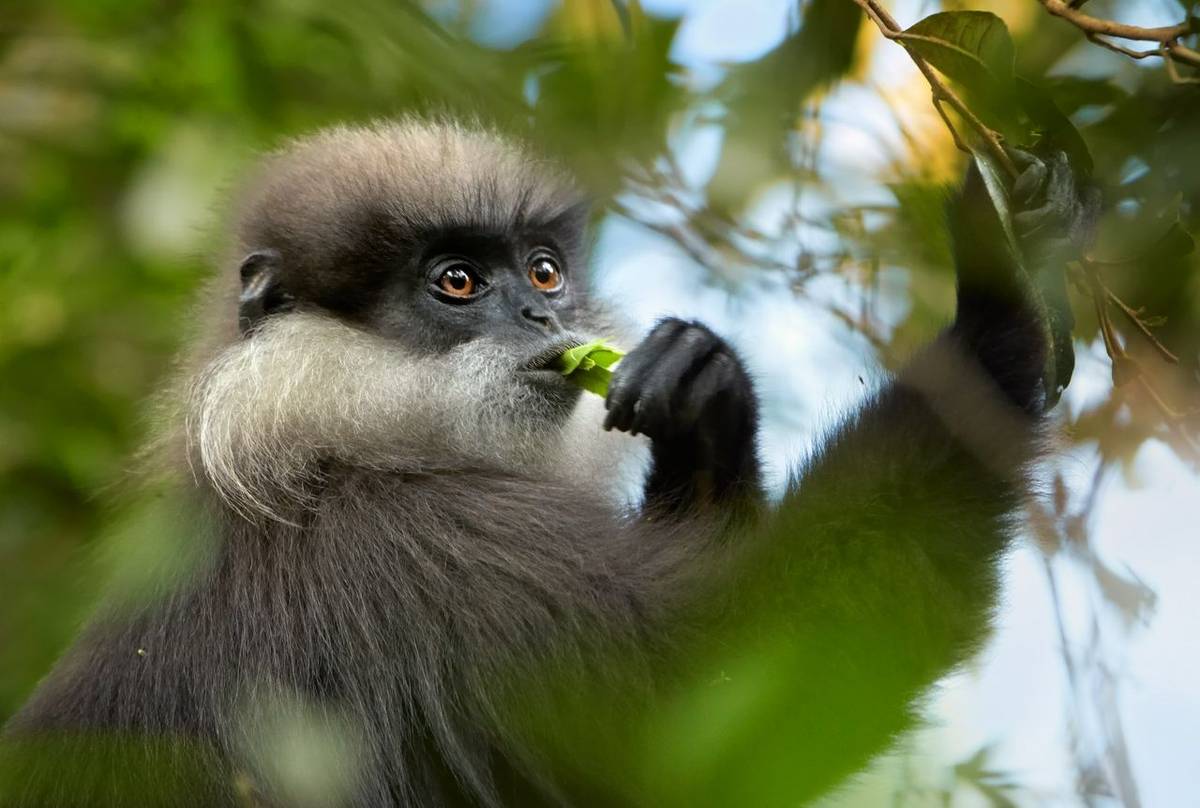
left=604, top=318, right=688, bottom=432
left=1014, top=153, right=1073, bottom=237
left=1045, top=152, right=1074, bottom=212
left=1005, top=147, right=1039, bottom=168
left=1012, top=159, right=1048, bottom=207
left=1013, top=207, right=1052, bottom=237
left=1014, top=158, right=1069, bottom=233
left=680, top=350, right=740, bottom=427
left=627, top=331, right=719, bottom=437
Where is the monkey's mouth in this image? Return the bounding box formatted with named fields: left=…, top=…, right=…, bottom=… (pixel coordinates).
left=521, top=337, right=586, bottom=372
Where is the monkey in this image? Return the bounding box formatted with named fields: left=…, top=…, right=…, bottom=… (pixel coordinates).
left=0, top=119, right=1095, bottom=807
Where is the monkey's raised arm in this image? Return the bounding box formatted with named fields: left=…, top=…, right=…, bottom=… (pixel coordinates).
left=575, top=153, right=1092, bottom=805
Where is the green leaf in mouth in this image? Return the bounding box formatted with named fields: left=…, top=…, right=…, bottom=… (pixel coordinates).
left=554, top=340, right=625, bottom=397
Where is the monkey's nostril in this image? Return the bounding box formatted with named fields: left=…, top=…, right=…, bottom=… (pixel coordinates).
left=522, top=306, right=559, bottom=331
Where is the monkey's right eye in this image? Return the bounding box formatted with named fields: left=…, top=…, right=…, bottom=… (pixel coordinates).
left=435, top=266, right=478, bottom=299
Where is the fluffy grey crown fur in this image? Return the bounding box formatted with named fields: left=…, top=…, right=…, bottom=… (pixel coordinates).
left=234, top=119, right=585, bottom=265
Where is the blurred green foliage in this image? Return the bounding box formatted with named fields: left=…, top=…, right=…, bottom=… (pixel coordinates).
left=0, top=9, right=1197, bottom=803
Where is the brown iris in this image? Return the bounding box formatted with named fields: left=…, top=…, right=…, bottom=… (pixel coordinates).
left=528, top=255, right=562, bottom=292
left=438, top=266, right=476, bottom=297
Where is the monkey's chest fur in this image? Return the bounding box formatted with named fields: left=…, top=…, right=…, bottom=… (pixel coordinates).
left=18, top=466, right=687, bottom=805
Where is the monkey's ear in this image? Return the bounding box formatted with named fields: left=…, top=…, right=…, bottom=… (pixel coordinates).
left=237, top=249, right=295, bottom=336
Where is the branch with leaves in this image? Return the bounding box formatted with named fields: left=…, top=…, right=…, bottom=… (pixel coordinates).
left=849, top=0, right=1018, bottom=177
left=1036, top=0, right=1200, bottom=84
left=848, top=0, right=1199, bottom=462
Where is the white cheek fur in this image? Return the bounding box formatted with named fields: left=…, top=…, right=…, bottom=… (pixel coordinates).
left=184, top=311, right=645, bottom=522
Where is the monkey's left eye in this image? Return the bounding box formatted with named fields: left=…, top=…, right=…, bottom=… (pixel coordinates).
left=435, top=265, right=479, bottom=299
left=528, top=254, right=563, bottom=292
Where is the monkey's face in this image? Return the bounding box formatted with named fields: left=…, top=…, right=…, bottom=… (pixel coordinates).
left=347, top=222, right=602, bottom=402
left=237, top=222, right=599, bottom=414
left=228, top=122, right=611, bottom=410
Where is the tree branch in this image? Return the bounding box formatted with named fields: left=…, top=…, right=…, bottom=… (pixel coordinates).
left=1039, top=0, right=1192, bottom=42
left=1036, top=0, right=1200, bottom=80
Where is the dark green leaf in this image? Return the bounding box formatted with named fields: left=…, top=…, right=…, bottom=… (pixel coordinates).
left=1145, top=219, right=1197, bottom=263
left=1015, top=77, right=1093, bottom=176
left=1042, top=76, right=1128, bottom=115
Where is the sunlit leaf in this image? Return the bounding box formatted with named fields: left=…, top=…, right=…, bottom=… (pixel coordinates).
left=905, top=11, right=1014, bottom=84
left=902, top=11, right=1024, bottom=140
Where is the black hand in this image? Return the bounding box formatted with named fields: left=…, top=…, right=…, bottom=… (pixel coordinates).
left=1010, top=148, right=1099, bottom=247
left=604, top=318, right=761, bottom=515
left=950, top=149, right=1097, bottom=414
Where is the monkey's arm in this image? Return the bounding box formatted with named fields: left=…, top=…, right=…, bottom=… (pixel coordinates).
left=594, top=153, right=1094, bottom=806
left=604, top=319, right=763, bottom=516
left=676, top=350, right=1036, bottom=805
left=601, top=151, right=1090, bottom=521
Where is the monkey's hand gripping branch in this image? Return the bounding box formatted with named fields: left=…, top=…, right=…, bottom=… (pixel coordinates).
left=956, top=147, right=1100, bottom=413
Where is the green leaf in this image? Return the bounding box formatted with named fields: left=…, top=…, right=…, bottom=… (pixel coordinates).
left=707, top=0, right=861, bottom=214
left=555, top=340, right=625, bottom=397
left=1144, top=219, right=1197, bottom=263
left=902, top=12, right=1025, bottom=141
left=1015, top=77, right=1093, bottom=176
left=1094, top=206, right=1196, bottom=267
left=1042, top=76, right=1128, bottom=116
left=971, top=150, right=1021, bottom=259
left=905, top=11, right=1014, bottom=84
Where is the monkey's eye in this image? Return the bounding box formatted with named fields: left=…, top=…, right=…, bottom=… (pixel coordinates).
left=435, top=265, right=479, bottom=299
left=528, top=254, right=563, bottom=292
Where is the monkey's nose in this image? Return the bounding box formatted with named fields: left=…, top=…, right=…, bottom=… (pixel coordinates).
left=521, top=305, right=562, bottom=333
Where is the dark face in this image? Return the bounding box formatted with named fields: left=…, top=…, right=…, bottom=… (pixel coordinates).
left=236, top=206, right=597, bottom=407
left=360, top=224, right=587, bottom=356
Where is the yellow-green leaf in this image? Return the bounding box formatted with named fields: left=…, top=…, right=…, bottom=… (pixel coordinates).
left=555, top=340, right=624, bottom=397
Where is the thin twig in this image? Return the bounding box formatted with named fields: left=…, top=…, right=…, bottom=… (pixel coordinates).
left=1165, top=45, right=1200, bottom=84
left=931, top=96, right=969, bottom=153
left=1103, top=288, right=1180, bottom=364
left=1171, top=43, right=1200, bottom=68
left=1087, top=33, right=1158, bottom=61
left=1076, top=259, right=1198, bottom=458
left=1079, top=258, right=1181, bottom=364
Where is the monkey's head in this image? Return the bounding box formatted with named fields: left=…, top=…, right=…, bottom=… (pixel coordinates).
left=232, top=120, right=595, bottom=356
left=176, top=119, right=646, bottom=521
